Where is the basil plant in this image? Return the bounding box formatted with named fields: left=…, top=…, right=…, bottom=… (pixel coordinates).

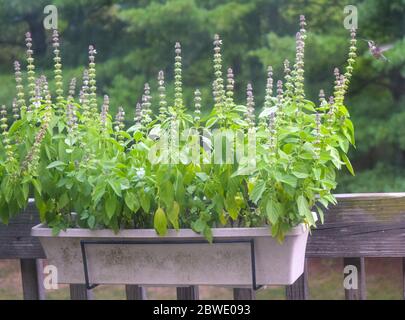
left=0, top=17, right=357, bottom=241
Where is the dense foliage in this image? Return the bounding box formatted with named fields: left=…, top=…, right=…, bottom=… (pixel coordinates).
left=0, top=0, right=402, bottom=192
left=0, top=16, right=356, bottom=241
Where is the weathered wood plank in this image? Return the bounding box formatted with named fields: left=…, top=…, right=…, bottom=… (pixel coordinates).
left=343, top=257, right=366, bottom=300
left=307, top=193, right=405, bottom=257
left=176, top=286, right=199, bottom=300
left=0, top=200, right=45, bottom=259
left=125, top=285, right=147, bottom=300
left=233, top=288, right=255, bottom=300
left=286, top=259, right=308, bottom=300
left=69, top=284, right=93, bottom=300
left=20, top=259, right=41, bottom=300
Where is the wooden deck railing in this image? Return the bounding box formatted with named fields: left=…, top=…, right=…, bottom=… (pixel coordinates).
left=1, top=193, right=405, bottom=300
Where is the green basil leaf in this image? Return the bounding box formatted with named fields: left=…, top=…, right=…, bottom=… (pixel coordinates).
left=297, top=195, right=315, bottom=225
left=266, top=198, right=282, bottom=225
left=250, top=180, right=266, bottom=204
left=46, top=161, right=66, bottom=169
left=105, top=195, right=117, bottom=220
left=167, top=201, right=180, bottom=230
left=124, top=191, right=139, bottom=212
left=154, top=208, right=167, bottom=236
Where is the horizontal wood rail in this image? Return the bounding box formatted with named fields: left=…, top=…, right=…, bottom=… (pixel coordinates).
left=1, top=193, right=405, bottom=300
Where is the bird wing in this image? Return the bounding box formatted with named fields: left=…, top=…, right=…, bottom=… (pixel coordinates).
left=379, top=44, right=394, bottom=52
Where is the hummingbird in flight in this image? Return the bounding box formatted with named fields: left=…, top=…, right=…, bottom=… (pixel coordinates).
left=362, top=39, right=393, bottom=61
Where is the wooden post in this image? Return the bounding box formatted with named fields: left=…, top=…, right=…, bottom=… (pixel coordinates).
left=35, top=259, right=46, bottom=300
left=176, top=286, right=199, bottom=300
left=233, top=288, right=255, bottom=300
left=402, top=257, right=405, bottom=300
left=125, top=285, right=147, bottom=300
left=20, top=259, right=42, bottom=300
left=286, top=259, right=309, bottom=300
left=69, top=284, right=93, bottom=300
left=343, top=257, right=366, bottom=300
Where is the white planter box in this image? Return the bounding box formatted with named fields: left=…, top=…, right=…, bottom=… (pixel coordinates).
left=31, top=224, right=309, bottom=286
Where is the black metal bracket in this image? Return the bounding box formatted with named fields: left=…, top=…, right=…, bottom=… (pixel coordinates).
left=80, top=238, right=263, bottom=291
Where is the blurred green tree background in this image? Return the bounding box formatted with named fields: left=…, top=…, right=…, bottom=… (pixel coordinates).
left=0, top=0, right=404, bottom=192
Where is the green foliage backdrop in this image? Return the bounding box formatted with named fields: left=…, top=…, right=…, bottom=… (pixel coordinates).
left=0, top=0, right=404, bottom=192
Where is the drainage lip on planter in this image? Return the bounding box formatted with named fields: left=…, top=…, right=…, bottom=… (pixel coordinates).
left=31, top=223, right=308, bottom=238
left=31, top=223, right=310, bottom=286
